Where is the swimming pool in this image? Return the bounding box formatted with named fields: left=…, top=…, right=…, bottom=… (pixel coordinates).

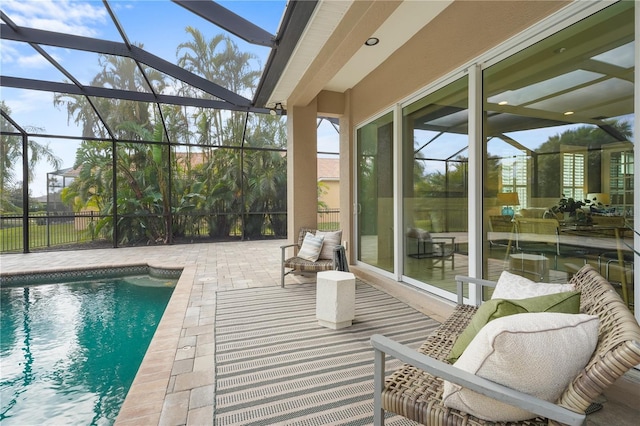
left=0, top=275, right=176, bottom=425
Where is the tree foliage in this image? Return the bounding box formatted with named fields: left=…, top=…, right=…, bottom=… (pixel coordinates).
left=415, top=120, right=632, bottom=201
left=1, top=101, right=61, bottom=212
left=535, top=120, right=632, bottom=198
left=55, top=32, right=287, bottom=244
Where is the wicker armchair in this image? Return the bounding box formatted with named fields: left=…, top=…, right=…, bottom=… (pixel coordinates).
left=371, top=264, right=640, bottom=426
left=280, top=228, right=342, bottom=287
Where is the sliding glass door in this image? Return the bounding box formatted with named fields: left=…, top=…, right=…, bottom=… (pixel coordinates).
left=482, top=0, right=634, bottom=312
left=356, top=112, right=394, bottom=273
left=402, top=77, right=469, bottom=293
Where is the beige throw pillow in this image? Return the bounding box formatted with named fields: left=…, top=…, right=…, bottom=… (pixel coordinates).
left=491, top=270, right=575, bottom=300
left=447, top=291, right=581, bottom=363
left=442, top=312, right=599, bottom=421
left=316, top=230, right=342, bottom=260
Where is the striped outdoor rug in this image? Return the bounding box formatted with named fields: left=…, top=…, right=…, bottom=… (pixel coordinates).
left=214, top=280, right=439, bottom=425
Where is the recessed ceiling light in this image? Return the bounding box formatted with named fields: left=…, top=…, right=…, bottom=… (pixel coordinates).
left=498, top=101, right=509, bottom=105
left=564, top=111, right=574, bottom=115
left=364, top=37, right=379, bottom=46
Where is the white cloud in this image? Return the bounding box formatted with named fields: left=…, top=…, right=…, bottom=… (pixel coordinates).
left=17, top=53, right=56, bottom=68
left=0, top=42, right=20, bottom=64
left=113, top=2, right=135, bottom=12
left=2, top=0, right=107, bottom=37
left=4, top=89, right=55, bottom=116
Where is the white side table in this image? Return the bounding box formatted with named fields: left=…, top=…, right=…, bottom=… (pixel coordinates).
left=316, top=270, right=356, bottom=329
left=509, top=253, right=549, bottom=281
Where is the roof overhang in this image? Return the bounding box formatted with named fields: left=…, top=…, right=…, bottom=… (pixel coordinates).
left=263, top=0, right=453, bottom=109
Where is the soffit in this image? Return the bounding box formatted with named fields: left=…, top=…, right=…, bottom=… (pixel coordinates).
left=268, top=0, right=453, bottom=109
left=267, top=0, right=352, bottom=108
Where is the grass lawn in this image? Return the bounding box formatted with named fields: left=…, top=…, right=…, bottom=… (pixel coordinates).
left=0, top=222, right=96, bottom=252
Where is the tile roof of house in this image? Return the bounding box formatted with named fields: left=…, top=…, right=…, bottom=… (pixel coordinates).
left=317, top=158, right=340, bottom=180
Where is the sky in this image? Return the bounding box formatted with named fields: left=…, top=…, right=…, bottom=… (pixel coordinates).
left=1, top=0, right=340, bottom=197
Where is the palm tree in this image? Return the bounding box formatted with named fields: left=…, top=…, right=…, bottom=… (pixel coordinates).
left=177, top=29, right=275, bottom=238
left=63, top=119, right=172, bottom=245
left=53, top=43, right=166, bottom=140
left=55, top=29, right=288, bottom=244
left=53, top=44, right=171, bottom=244
left=242, top=113, right=287, bottom=237
left=1, top=101, right=61, bottom=212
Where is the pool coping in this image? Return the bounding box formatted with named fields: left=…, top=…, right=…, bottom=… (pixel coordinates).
left=0, top=264, right=183, bottom=286
left=115, top=263, right=203, bottom=425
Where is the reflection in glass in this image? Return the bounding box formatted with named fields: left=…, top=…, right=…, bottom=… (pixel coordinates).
left=357, top=112, right=394, bottom=272
left=483, top=1, right=634, bottom=310
left=402, top=77, right=469, bottom=292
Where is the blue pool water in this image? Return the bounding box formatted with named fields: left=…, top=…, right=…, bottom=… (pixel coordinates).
left=0, top=275, right=175, bottom=425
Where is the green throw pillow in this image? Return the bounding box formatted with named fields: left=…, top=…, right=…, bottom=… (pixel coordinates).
left=447, top=291, right=581, bottom=363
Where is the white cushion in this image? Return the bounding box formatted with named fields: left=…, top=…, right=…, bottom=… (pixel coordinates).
left=316, top=230, right=342, bottom=260
left=491, top=270, right=575, bottom=300
left=297, top=232, right=324, bottom=262
left=406, top=227, right=431, bottom=241
left=442, top=312, right=599, bottom=421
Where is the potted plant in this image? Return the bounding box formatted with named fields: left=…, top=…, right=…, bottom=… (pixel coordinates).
left=549, top=195, right=592, bottom=225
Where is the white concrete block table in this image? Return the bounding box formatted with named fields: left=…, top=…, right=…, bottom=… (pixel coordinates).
left=509, top=253, right=549, bottom=281
left=316, top=270, right=356, bottom=329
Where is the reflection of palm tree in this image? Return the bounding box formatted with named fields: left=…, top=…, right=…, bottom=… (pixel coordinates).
left=1, top=102, right=61, bottom=212
left=536, top=120, right=632, bottom=198
left=0, top=288, right=34, bottom=420
left=54, top=281, right=173, bottom=424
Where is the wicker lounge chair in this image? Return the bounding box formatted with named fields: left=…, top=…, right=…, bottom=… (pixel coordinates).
left=371, top=264, right=640, bottom=425
left=280, top=228, right=345, bottom=287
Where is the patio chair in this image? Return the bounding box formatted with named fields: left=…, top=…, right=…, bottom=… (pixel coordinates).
left=406, top=228, right=455, bottom=277
left=514, top=217, right=561, bottom=258
left=280, top=228, right=343, bottom=287
left=371, top=264, right=640, bottom=425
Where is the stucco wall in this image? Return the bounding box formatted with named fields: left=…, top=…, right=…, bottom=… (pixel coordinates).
left=349, top=0, right=567, bottom=126
left=319, top=180, right=340, bottom=209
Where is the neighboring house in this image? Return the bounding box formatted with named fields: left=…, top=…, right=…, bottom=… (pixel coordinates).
left=317, top=157, right=339, bottom=209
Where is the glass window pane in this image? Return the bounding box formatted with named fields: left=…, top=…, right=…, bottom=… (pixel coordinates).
left=483, top=1, right=634, bottom=300
left=403, top=77, right=468, bottom=292
left=357, top=112, right=394, bottom=272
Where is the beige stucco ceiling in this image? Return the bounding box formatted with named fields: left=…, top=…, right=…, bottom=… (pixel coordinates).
left=268, top=0, right=453, bottom=109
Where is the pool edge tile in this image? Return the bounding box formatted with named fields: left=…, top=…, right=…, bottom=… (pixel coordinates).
left=115, top=264, right=197, bottom=426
